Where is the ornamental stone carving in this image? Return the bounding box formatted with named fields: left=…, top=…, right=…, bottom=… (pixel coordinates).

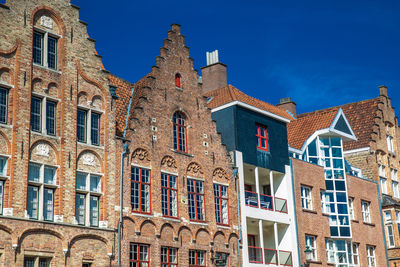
left=161, top=155, right=177, bottom=168
left=40, top=16, right=53, bottom=29
left=82, top=153, right=95, bottom=166
left=132, top=148, right=150, bottom=161
left=186, top=162, right=203, bottom=175
left=36, top=144, right=50, bottom=157
left=213, top=168, right=229, bottom=180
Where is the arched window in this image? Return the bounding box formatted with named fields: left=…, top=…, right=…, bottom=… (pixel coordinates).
left=175, top=73, right=181, bottom=88
left=173, top=112, right=187, bottom=152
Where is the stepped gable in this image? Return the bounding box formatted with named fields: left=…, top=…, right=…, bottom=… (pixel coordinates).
left=205, top=84, right=293, bottom=121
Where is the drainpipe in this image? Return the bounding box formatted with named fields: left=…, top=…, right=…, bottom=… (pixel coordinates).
left=290, top=159, right=301, bottom=267
left=118, top=85, right=135, bottom=266
left=232, top=152, right=242, bottom=266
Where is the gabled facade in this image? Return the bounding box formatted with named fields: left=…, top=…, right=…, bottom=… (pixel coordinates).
left=287, top=105, right=387, bottom=267
left=0, top=0, right=118, bottom=266
left=203, top=62, right=299, bottom=266
left=115, top=25, right=240, bottom=267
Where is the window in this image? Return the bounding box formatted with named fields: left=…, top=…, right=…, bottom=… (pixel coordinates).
left=305, top=235, right=317, bottom=261
left=188, top=179, right=205, bottom=222
left=0, top=156, right=6, bottom=176
left=215, top=252, right=228, bottom=267
left=173, top=112, right=186, bottom=152
left=27, top=163, right=57, bottom=221
left=0, top=87, right=8, bottom=124
left=161, top=173, right=177, bottom=218
left=131, top=167, right=151, bottom=214
left=214, top=184, right=228, bottom=225
left=378, top=164, right=386, bottom=177
left=0, top=180, right=4, bottom=215
left=384, top=211, right=391, bottom=222
left=129, top=243, right=149, bottom=267
left=348, top=243, right=359, bottom=266
left=301, top=186, right=312, bottom=210
left=75, top=172, right=101, bottom=226
left=387, top=224, right=395, bottom=248
left=256, top=124, right=268, bottom=151
left=175, top=73, right=181, bottom=88
left=33, top=30, right=58, bottom=70
left=380, top=178, right=387, bottom=194
left=348, top=198, right=355, bottom=220
left=189, top=250, right=205, bottom=267
left=361, top=201, right=371, bottom=223
left=393, top=181, right=399, bottom=198
left=387, top=135, right=394, bottom=153
left=77, top=108, right=101, bottom=145
left=30, top=96, right=57, bottom=135
left=366, top=245, right=376, bottom=267
left=24, top=256, right=51, bottom=267
left=326, top=239, right=358, bottom=266
left=391, top=168, right=398, bottom=181
left=161, top=247, right=177, bottom=267
left=321, top=191, right=334, bottom=214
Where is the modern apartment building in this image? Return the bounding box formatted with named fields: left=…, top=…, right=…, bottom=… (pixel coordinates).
left=203, top=57, right=300, bottom=267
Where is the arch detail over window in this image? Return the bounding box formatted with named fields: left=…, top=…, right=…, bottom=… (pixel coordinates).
left=173, top=112, right=187, bottom=152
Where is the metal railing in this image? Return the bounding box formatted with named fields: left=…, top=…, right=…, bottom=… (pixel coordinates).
left=245, top=191, right=287, bottom=213
left=248, top=246, right=263, bottom=264
left=264, top=248, right=278, bottom=265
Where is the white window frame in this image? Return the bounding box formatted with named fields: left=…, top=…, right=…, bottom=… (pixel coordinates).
left=378, top=164, right=386, bottom=178
left=391, top=168, right=398, bottom=181
left=33, top=27, right=60, bottom=70
left=393, top=180, right=399, bottom=198
left=348, top=198, right=355, bottom=220
left=305, top=235, right=317, bottom=261
left=380, top=178, right=387, bottom=194
left=361, top=201, right=371, bottom=223
left=387, top=135, right=394, bottom=153
left=27, top=162, right=58, bottom=221
left=301, top=185, right=313, bottom=210
left=366, top=245, right=376, bottom=267
left=386, top=224, right=395, bottom=248
left=349, top=242, right=360, bottom=267
left=30, top=93, right=58, bottom=136
left=75, top=171, right=102, bottom=227
left=77, top=106, right=102, bottom=146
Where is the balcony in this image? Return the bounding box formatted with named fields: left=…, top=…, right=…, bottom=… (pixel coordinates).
left=248, top=247, right=292, bottom=266
left=245, top=190, right=287, bottom=213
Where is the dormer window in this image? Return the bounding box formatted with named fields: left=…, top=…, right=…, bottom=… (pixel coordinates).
left=33, top=30, right=58, bottom=70
left=175, top=73, right=181, bottom=88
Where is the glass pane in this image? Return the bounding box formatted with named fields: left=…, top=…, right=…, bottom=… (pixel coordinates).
left=43, top=188, right=54, bottom=221
left=44, top=166, right=56, bottom=184
left=331, top=138, right=341, bottom=146
left=0, top=88, right=8, bottom=124
left=77, top=109, right=87, bottom=142
left=0, top=157, right=6, bottom=176
left=90, top=196, right=99, bottom=227
left=29, top=163, right=41, bottom=182
left=90, top=175, right=101, bottom=192
left=27, top=186, right=39, bottom=219
left=308, top=139, right=317, bottom=156
left=46, top=101, right=56, bottom=135
left=47, top=36, right=57, bottom=69
left=76, top=172, right=87, bottom=190
left=0, top=180, right=4, bottom=214
left=30, top=97, right=42, bottom=132
left=24, top=257, right=36, bottom=267
left=33, top=31, right=43, bottom=65
left=75, top=193, right=85, bottom=225
left=91, top=113, right=100, bottom=145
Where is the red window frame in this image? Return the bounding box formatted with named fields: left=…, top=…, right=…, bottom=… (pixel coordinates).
left=187, top=179, right=206, bottom=222
left=189, top=250, right=206, bottom=267
left=161, top=173, right=178, bottom=218
left=256, top=124, right=268, bottom=151
left=175, top=73, right=181, bottom=88
left=131, top=167, right=151, bottom=214
left=214, top=184, right=229, bottom=226
left=129, top=243, right=150, bottom=266
left=173, top=112, right=187, bottom=153
left=161, top=246, right=178, bottom=267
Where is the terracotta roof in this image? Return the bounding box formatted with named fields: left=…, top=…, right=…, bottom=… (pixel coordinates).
left=110, top=74, right=134, bottom=137
left=204, top=85, right=292, bottom=121
left=287, top=108, right=339, bottom=150
left=297, top=98, right=379, bottom=151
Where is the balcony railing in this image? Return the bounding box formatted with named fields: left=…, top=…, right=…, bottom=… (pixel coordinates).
left=248, top=246, right=263, bottom=264
left=279, top=250, right=293, bottom=266
left=264, top=248, right=278, bottom=265
left=245, top=191, right=287, bottom=213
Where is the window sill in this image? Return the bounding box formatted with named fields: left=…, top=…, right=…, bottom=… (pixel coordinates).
left=217, top=224, right=231, bottom=230
left=321, top=212, right=330, bottom=217
left=363, top=221, right=375, bottom=227
left=33, top=63, right=62, bottom=74
left=0, top=123, right=12, bottom=129
left=131, top=212, right=153, bottom=218
left=77, top=142, right=105, bottom=150
left=162, top=216, right=181, bottom=223
left=303, top=208, right=317, bottom=214
left=189, top=221, right=208, bottom=226
left=170, top=148, right=194, bottom=157
left=0, top=175, right=10, bottom=180
left=351, top=219, right=359, bottom=223
left=175, top=86, right=183, bottom=91
left=31, top=131, right=60, bottom=140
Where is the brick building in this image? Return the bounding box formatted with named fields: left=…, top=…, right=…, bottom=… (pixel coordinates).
left=112, top=25, right=240, bottom=266
left=0, top=0, right=118, bottom=266
left=286, top=104, right=388, bottom=266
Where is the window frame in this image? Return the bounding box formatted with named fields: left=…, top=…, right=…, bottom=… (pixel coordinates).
left=187, top=178, right=206, bottom=222
left=77, top=107, right=102, bottom=146
left=301, top=185, right=313, bottom=210
left=161, top=246, right=178, bottom=267
left=131, top=166, right=151, bottom=214
left=173, top=112, right=187, bottom=153
left=0, top=86, right=9, bottom=125
left=129, top=243, right=150, bottom=266
left=386, top=224, right=395, bottom=248
left=175, top=73, right=182, bottom=88
left=348, top=197, right=355, bottom=220
left=380, top=177, right=388, bottom=194
left=393, top=180, right=399, bottom=198
left=30, top=94, right=58, bottom=136
left=256, top=124, right=269, bottom=151
left=366, top=245, right=376, bottom=267
left=305, top=235, right=317, bottom=261
left=189, top=249, right=206, bottom=267
left=33, top=29, right=59, bottom=71
left=361, top=201, right=371, bottom=223
left=214, top=183, right=229, bottom=225
left=387, top=135, right=394, bottom=153
left=161, top=172, right=178, bottom=218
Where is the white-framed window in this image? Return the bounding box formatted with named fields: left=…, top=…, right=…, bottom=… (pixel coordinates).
left=384, top=210, right=392, bottom=222
left=396, top=210, right=400, bottom=222
left=0, top=86, right=9, bottom=125
left=321, top=191, right=333, bottom=214
left=348, top=242, right=359, bottom=266
left=348, top=198, right=355, bottom=220
left=24, top=256, right=51, bottom=267
left=366, top=245, right=376, bottom=267
left=380, top=178, right=387, bottom=194
left=33, top=29, right=58, bottom=70
left=30, top=95, right=57, bottom=136
left=378, top=164, right=386, bottom=178
left=386, top=224, right=395, bottom=248
left=27, top=163, right=57, bottom=221
left=393, top=181, right=399, bottom=198
left=305, top=235, right=317, bottom=261
left=214, top=183, right=229, bottom=225
left=0, top=156, right=8, bottom=216
left=361, top=201, right=371, bottom=223
left=326, top=239, right=359, bottom=266
left=391, top=168, right=398, bottom=181
left=301, top=185, right=312, bottom=210
left=75, top=171, right=101, bottom=227
left=387, top=135, right=395, bottom=153
left=77, top=107, right=101, bottom=146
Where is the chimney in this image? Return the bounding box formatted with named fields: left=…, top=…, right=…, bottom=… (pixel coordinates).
left=200, top=50, right=227, bottom=94
left=277, top=97, right=297, bottom=118
left=379, top=85, right=388, bottom=97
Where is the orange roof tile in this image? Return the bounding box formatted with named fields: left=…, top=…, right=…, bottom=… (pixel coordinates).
left=205, top=85, right=293, bottom=121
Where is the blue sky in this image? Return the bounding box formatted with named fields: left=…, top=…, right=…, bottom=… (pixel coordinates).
left=74, top=0, right=400, bottom=114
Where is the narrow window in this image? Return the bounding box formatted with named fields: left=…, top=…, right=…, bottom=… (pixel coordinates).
left=348, top=198, right=355, bottom=220
left=361, top=201, right=371, bottom=223
left=0, top=180, right=3, bottom=215
left=175, top=73, right=181, bottom=88
left=0, top=87, right=8, bottom=124
left=256, top=124, right=268, bottom=151
left=301, top=186, right=312, bottom=210
left=46, top=101, right=56, bottom=135
left=75, top=172, right=102, bottom=226
left=187, top=179, right=205, bottom=222
left=91, top=112, right=100, bottom=145
left=131, top=167, right=151, bottom=214
left=189, top=250, right=205, bottom=267
left=393, top=181, right=399, bottom=198
left=173, top=112, right=187, bottom=152
left=33, top=31, right=44, bottom=65
left=30, top=97, right=42, bottom=132
left=161, top=247, right=178, bottom=267
left=161, top=173, right=177, bottom=218
left=75, top=193, right=85, bottom=225
left=27, top=185, right=39, bottom=219
left=387, top=224, right=395, bottom=248
left=214, top=184, right=228, bottom=225
left=367, top=245, right=376, bottom=267
left=47, top=36, right=57, bottom=70
left=380, top=178, right=388, bottom=194
left=77, top=109, right=87, bottom=142
left=305, top=235, right=317, bottom=261
left=129, top=243, right=149, bottom=266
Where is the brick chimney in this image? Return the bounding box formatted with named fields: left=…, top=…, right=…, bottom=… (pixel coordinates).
left=277, top=97, right=297, bottom=118
left=379, top=85, right=388, bottom=97
left=201, top=50, right=227, bottom=94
